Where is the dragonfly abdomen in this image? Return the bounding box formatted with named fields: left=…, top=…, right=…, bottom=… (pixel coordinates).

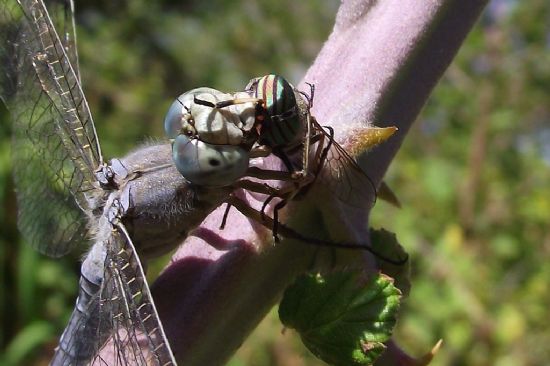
left=51, top=244, right=106, bottom=365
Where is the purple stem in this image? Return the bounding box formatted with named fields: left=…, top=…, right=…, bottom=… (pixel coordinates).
left=152, top=1, right=488, bottom=365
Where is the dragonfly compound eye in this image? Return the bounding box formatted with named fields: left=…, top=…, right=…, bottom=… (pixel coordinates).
left=164, top=97, right=187, bottom=139
left=172, top=134, right=250, bottom=187
left=164, top=87, right=222, bottom=139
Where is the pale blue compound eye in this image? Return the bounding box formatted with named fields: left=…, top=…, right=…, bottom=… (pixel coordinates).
left=164, top=88, right=221, bottom=139
left=164, top=98, right=186, bottom=139
left=172, top=134, right=250, bottom=187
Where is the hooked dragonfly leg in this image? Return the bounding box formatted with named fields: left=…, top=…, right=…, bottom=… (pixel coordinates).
left=225, top=195, right=408, bottom=265
left=298, top=82, right=315, bottom=109
left=220, top=202, right=232, bottom=230
left=193, top=96, right=263, bottom=109
left=215, top=97, right=263, bottom=109
left=193, top=95, right=216, bottom=108
left=270, top=197, right=290, bottom=241
left=249, top=145, right=272, bottom=158
left=260, top=194, right=275, bottom=221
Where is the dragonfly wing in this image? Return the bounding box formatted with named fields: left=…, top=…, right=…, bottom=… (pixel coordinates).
left=1, top=0, right=102, bottom=256
left=312, top=118, right=377, bottom=208
left=46, top=0, right=81, bottom=82
left=18, top=0, right=102, bottom=188
left=52, top=222, right=176, bottom=366
left=95, top=223, right=176, bottom=366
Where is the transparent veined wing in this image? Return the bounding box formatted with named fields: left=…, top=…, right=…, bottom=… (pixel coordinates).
left=52, top=220, right=176, bottom=366
left=20, top=0, right=100, bottom=174
left=46, top=0, right=81, bottom=81
left=0, top=0, right=102, bottom=257
left=310, top=117, right=378, bottom=209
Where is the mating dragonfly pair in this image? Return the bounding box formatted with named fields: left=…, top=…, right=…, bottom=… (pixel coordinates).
left=1, top=0, right=398, bottom=365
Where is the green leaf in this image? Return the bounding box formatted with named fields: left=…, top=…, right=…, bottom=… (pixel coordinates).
left=279, top=271, right=401, bottom=366
left=370, top=228, right=411, bottom=297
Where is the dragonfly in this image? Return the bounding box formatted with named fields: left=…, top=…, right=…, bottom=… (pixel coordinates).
left=1, top=0, right=402, bottom=364
left=0, top=1, right=288, bottom=364
left=162, top=77, right=407, bottom=260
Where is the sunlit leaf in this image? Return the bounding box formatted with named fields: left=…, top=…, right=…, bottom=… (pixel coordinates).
left=279, top=271, right=401, bottom=366
left=370, top=228, right=411, bottom=297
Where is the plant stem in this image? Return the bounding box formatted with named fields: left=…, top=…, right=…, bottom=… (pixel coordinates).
left=152, top=1, right=489, bottom=365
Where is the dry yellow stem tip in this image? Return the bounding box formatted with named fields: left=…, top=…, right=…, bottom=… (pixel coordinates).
left=415, top=339, right=443, bottom=366
left=348, top=126, right=398, bottom=157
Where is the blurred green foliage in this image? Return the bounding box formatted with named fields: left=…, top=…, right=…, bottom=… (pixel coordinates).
left=0, top=0, right=549, bottom=365
left=370, top=1, right=550, bottom=364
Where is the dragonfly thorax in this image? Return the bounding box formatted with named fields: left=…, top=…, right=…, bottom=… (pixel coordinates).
left=247, top=74, right=306, bottom=149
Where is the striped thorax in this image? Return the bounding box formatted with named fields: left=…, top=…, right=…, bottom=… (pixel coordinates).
left=247, top=74, right=306, bottom=149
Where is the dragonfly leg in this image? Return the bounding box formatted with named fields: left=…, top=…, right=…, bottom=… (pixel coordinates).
left=288, top=82, right=317, bottom=181
left=215, top=97, right=263, bottom=109
left=294, top=111, right=313, bottom=180
left=192, top=95, right=262, bottom=109
left=234, top=178, right=291, bottom=197
left=220, top=176, right=288, bottom=232
left=220, top=202, right=232, bottom=230
left=270, top=196, right=291, bottom=241
left=249, top=145, right=272, bottom=158
left=260, top=195, right=276, bottom=221
left=245, top=166, right=295, bottom=181
left=244, top=166, right=314, bottom=201
left=316, top=125, right=334, bottom=173
left=225, top=197, right=408, bottom=265
left=232, top=178, right=295, bottom=241
left=298, top=82, right=315, bottom=109
left=224, top=194, right=292, bottom=243
left=311, top=123, right=331, bottom=176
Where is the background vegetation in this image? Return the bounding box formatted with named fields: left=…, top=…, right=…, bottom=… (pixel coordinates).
left=1, top=0, right=549, bottom=365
